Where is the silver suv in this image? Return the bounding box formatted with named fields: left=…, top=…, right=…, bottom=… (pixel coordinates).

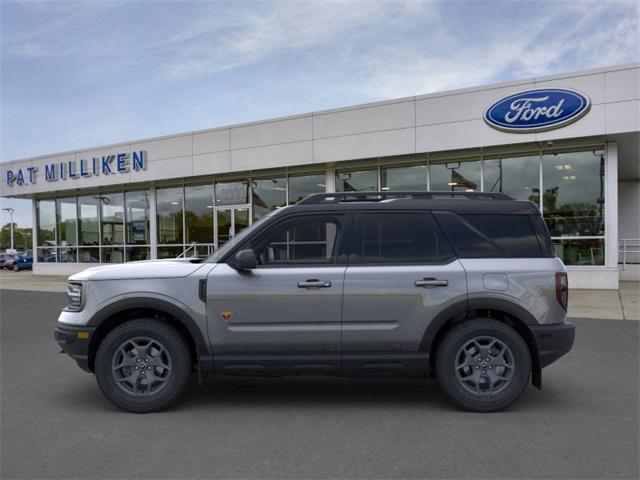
left=54, top=191, right=575, bottom=413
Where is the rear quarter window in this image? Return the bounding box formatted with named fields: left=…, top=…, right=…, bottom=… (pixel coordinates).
left=434, top=212, right=544, bottom=258
left=461, top=214, right=542, bottom=258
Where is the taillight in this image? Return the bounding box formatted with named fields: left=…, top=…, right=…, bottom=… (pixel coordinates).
left=555, top=272, right=568, bottom=311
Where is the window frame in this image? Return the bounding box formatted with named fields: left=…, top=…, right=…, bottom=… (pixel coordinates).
left=225, top=212, right=351, bottom=268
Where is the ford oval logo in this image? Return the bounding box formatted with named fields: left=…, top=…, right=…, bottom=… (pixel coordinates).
left=484, top=88, right=591, bottom=133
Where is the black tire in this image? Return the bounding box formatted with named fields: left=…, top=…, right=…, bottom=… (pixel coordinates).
left=95, top=319, right=192, bottom=413
left=436, top=318, right=531, bottom=412
left=12, top=263, right=19, bottom=272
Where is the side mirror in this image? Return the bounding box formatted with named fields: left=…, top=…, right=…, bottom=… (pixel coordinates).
left=233, top=249, right=258, bottom=270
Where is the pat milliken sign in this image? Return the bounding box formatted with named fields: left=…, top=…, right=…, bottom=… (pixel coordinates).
left=484, top=88, right=591, bottom=133
left=5, top=151, right=147, bottom=187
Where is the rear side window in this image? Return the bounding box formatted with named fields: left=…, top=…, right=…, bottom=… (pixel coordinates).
left=355, top=212, right=454, bottom=264
left=530, top=215, right=555, bottom=257
left=433, top=212, right=502, bottom=258
left=434, top=211, right=543, bottom=258
left=462, top=215, right=542, bottom=258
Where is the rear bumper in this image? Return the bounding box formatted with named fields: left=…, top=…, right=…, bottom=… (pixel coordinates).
left=530, top=322, right=575, bottom=368
left=54, top=323, right=95, bottom=373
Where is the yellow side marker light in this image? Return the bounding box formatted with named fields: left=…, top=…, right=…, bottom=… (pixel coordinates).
left=77, top=332, right=90, bottom=339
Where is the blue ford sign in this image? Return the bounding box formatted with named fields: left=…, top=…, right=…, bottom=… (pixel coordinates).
left=484, top=88, right=591, bottom=133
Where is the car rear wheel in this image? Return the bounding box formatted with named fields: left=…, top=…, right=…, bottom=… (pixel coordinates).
left=436, top=318, right=531, bottom=412
left=95, top=319, right=192, bottom=413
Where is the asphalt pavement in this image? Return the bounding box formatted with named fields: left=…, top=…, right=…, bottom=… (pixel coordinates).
left=1, top=289, right=638, bottom=479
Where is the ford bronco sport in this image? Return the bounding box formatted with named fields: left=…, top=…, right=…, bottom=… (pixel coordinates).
left=55, top=191, right=575, bottom=413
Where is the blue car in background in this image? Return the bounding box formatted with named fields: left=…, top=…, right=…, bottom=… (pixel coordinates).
left=12, top=252, right=33, bottom=271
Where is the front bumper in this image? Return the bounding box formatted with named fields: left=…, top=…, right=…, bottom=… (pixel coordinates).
left=530, top=322, right=575, bottom=368
left=54, top=323, right=96, bottom=373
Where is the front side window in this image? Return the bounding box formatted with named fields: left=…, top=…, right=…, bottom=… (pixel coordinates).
left=355, top=213, right=454, bottom=264
left=253, top=216, right=342, bottom=266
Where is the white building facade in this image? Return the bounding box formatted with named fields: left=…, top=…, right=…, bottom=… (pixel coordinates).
left=2, top=63, right=639, bottom=289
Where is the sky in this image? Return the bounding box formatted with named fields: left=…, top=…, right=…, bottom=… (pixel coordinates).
left=1, top=0, right=639, bottom=228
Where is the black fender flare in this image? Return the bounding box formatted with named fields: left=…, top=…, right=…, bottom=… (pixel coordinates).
left=87, top=297, right=213, bottom=373
left=420, top=297, right=541, bottom=387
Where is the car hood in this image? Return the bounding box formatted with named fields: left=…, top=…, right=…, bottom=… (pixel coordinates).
left=69, top=259, right=208, bottom=281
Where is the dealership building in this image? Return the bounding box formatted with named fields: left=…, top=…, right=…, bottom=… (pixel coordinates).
left=1, top=63, right=638, bottom=289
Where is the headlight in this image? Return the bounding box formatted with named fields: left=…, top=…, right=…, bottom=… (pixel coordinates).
left=65, top=282, right=83, bottom=312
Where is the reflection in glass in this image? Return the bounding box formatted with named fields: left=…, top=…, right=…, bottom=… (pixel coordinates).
left=430, top=160, right=480, bottom=191
left=125, top=246, right=150, bottom=262
left=102, top=247, right=124, bottom=263
left=288, top=173, right=325, bottom=204
left=78, top=247, right=100, bottom=263
left=542, top=150, right=605, bottom=237
left=553, top=238, right=604, bottom=265
left=37, top=200, right=56, bottom=246
left=37, top=247, right=57, bottom=262
left=157, top=187, right=183, bottom=244
left=185, top=184, right=214, bottom=244
left=157, top=246, right=183, bottom=259
left=484, top=155, right=540, bottom=203
left=234, top=208, right=249, bottom=237
left=125, top=191, right=150, bottom=245
left=59, top=246, right=77, bottom=263
left=101, top=193, right=124, bottom=245
left=215, top=181, right=248, bottom=206
left=336, top=169, right=378, bottom=192
left=381, top=164, right=428, bottom=191
left=216, top=209, right=232, bottom=247
left=56, top=198, right=77, bottom=246
left=78, top=196, right=100, bottom=246
left=252, top=177, right=286, bottom=220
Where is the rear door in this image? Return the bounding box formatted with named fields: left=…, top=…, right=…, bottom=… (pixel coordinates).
left=341, top=211, right=467, bottom=374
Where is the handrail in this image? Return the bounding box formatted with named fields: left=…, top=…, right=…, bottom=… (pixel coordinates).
left=619, top=238, right=640, bottom=269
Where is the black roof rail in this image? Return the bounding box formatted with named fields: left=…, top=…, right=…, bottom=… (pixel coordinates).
left=297, top=191, right=513, bottom=205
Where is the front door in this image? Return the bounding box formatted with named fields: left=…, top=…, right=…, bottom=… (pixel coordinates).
left=207, top=213, right=348, bottom=374
left=215, top=206, right=250, bottom=248
left=341, top=212, right=467, bottom=375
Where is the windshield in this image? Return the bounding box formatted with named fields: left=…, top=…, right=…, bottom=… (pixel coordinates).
left=206, top=208, right=284, bottom=263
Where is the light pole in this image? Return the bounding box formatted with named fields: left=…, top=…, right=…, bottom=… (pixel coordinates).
left=2, top=207, right=15, bottom=251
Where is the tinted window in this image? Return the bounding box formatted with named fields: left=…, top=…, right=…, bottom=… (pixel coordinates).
left=356, top=213, right=454, bottom=264
left=462, top=215, right=541, bottom=258
left=434, top=212, right=502, bottom=258
left=255, top=216, right=341, bottom=265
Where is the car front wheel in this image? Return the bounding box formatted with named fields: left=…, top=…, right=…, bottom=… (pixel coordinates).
left=95, top=319, right=192, bottom=413
left=436, top=318, right=531, bottom=412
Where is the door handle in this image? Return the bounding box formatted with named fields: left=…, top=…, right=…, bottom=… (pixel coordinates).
left=297, top=279, right=332, bottom=289
left=415, top=278, right=448, bottom=288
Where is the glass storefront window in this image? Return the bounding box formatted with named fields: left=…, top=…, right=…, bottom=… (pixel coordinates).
left=483, top=155, right=541, bottom=204
left=102, top=246, right=124, bottom=263
left=381, top=164, right=428, bottom=191
left=37, top=247, right=57, bottom=262
left=252, top=177, right=286, bottom=220
left=78, top=247, right=100, bottom=263
left=125, top=191, right=150, bottom=245
left=100, top=193, right=124, bottom=245
left=125, top=246, right=150, bottom=262
left=36, top=200, right=56, bottom=246
left=185, top=184, right=214, bottom=244
left=157, top=246, right=183, bottom=259
left=430, top=159, right=480, bottom=192
left=288, top=173, right=325, bottom=204
left=56, top=198, right=77, bottom=246
left=59, top=246, right=77, bottom=263
left=215, top=181, right=248, bottom=206
left=78, top=196, right=100, bottom=246
left=157, top=187, right=184, bottom=244
left=553, top=238, right=604, bottom=266
left=336, top=169, right=378, bottom=192
left=542, top=150, right=605, bottom=237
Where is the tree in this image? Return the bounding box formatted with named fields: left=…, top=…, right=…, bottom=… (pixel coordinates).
left=0, top=223, right=32, bottom=251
